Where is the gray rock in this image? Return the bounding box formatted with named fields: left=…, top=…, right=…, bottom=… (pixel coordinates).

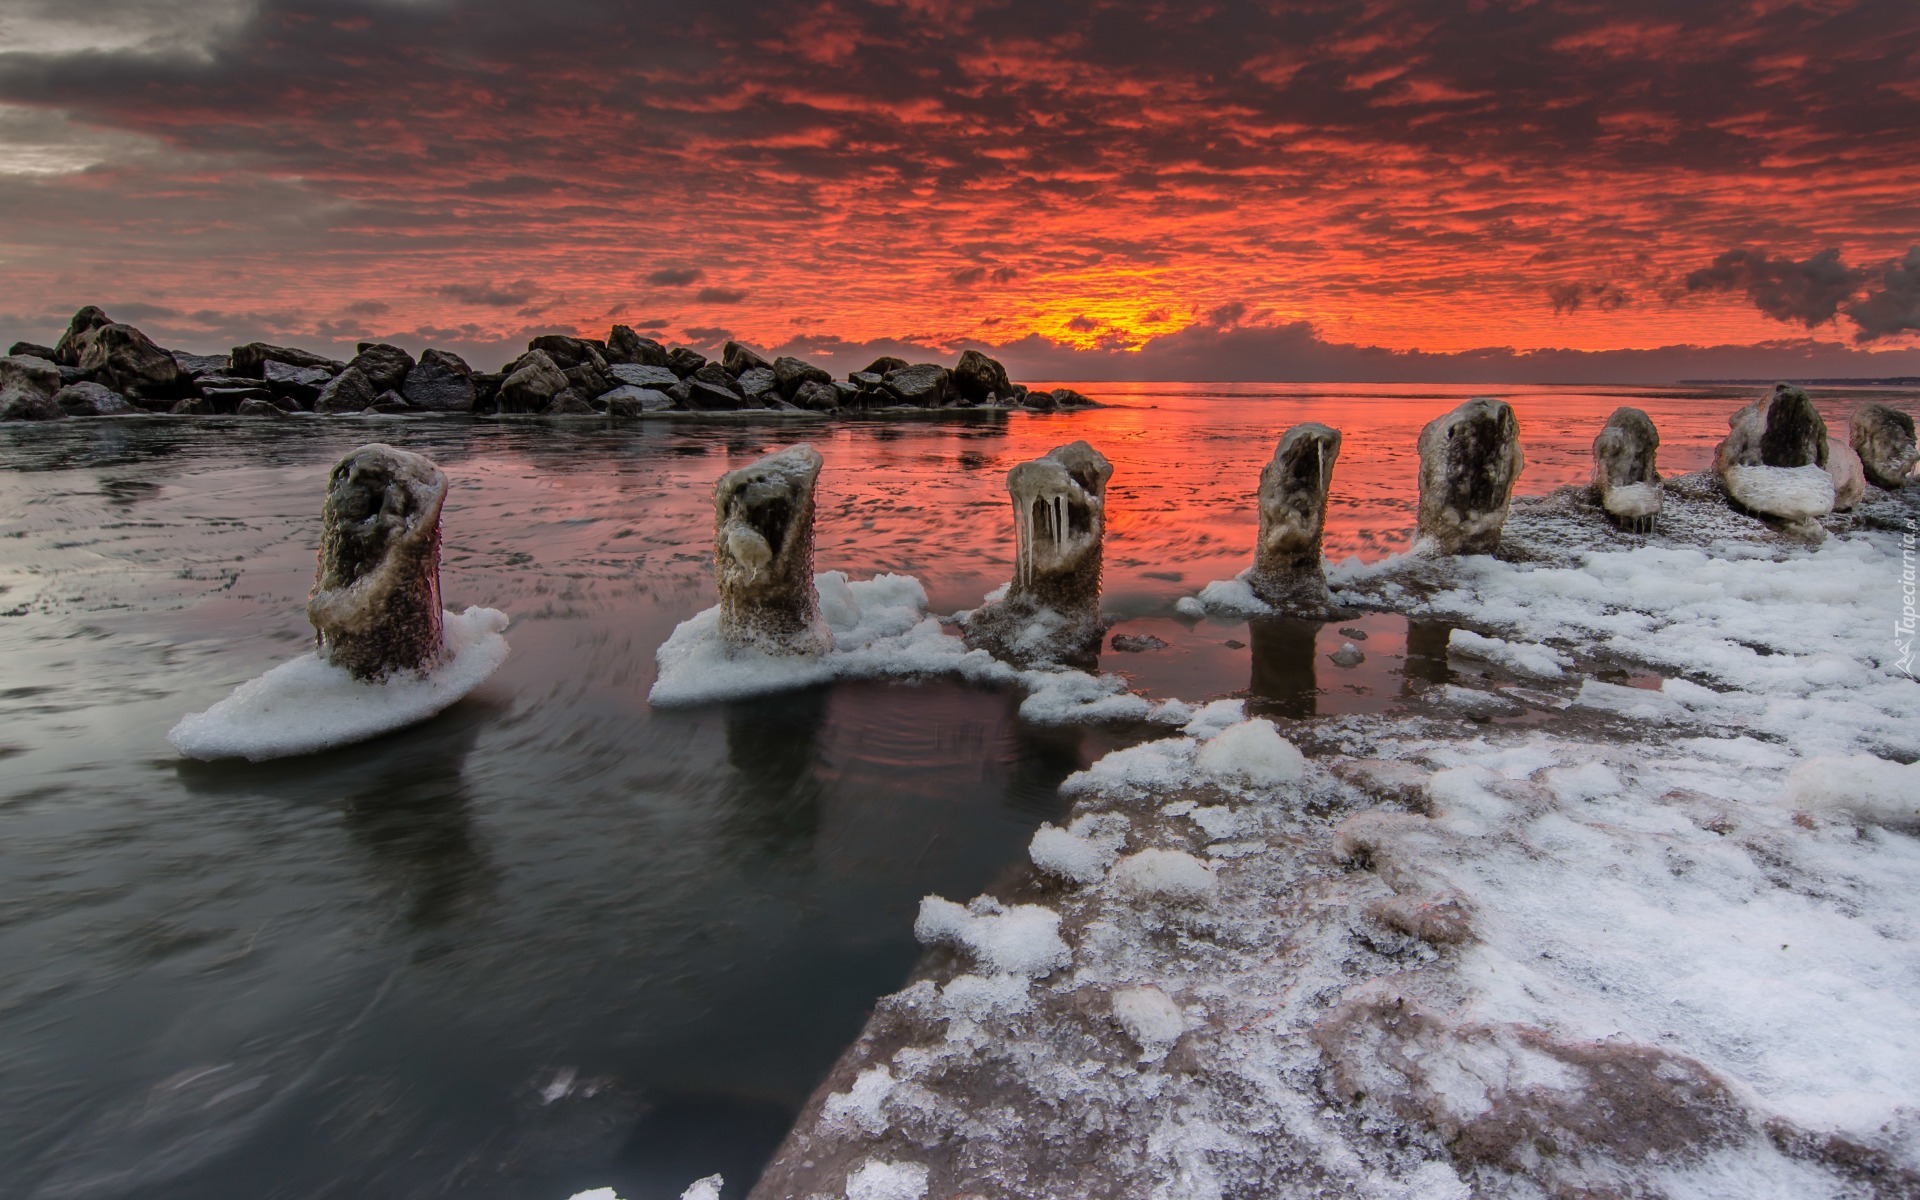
left=314, top=366, right=378, bottom=414
left=882, top=363, right=949, bottom=406
left=8, top=341, right=56, bottom=360
left=952, top=349, right=1011, bottom=404
left=498, top=349, right=567, bottom=413
left=401, top=349, right=476, bottom=412
left=370, top=390, right=414, bottom=413
left=263, top=359, right=333, bottom=404
left=792, top=378, right=841, bottom=410
left=78, top=324, right=192, bottom=401
left=52, top=306, right=113, bottom=366
left=348, top=342, right=415, bottom=393
left=609, top=363, right=680, bottom=389
left=602, top=385, right=675, bottom=416
left=171, top=350, right=230, bottom=377
left=667, top=346, right=708, bottom=377
left=1024, top=388, right=1059, bottom=412
left=470, top=372, right=504, bottom=413
left=773, top=356, right=831, bottom=398
left=230, top=342, right=345, bottom=378
left=170, top=395, right=215, bottom=416
left=691, top=361, right=742, bottom=396
left=54, top=381, right=137, bottom=416
left=737, top=366, right=779, bottom=398
left=722, top=340, right=770, bottom=376
left=0, top=361, right=63, bottom=419
left=1051, top=387, right=1095, bottom=408
left=1852, top=402, right=1918, bottom=489
left=861, top=356, right=910, bottom=377
left=237, top=397, right=289, bottom=417
left=666, top=381, right=693, bottom=406
left=685, top=379, right=746, bottom=410
left=545, top=389, right=595, bottom=415
left=563, top=362, right=613, bottom=399
left=832, top=380, right=859, bottom=400
left=606, top=325, right=669, bottom=367
left=849, top=371, right=884, bottom=387
left=528, top=335, right=609, bottom=373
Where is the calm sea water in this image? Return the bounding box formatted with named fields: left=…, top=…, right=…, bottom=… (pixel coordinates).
left=0, top=383, right=1911, bottom=1200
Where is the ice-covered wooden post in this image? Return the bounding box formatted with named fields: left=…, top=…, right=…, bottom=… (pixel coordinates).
left=1248, top=423, right=1341, bottom=613
left=1713, top=384, right=1833, bottom=526
left=714, top=444, right=832, bottom=656
left=1592, top=406, right=1662, bottom=532
left=966, top=440, right=1113, bottom=663
left=308, top=444, right=449, bottom=680
left=1852, top=403, right=1918, bottom=489
left=1415, top=398, right=1524, bottom=555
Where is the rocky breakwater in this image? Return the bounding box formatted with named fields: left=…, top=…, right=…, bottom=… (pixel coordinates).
left=4, top=306, right=1091, bottom=422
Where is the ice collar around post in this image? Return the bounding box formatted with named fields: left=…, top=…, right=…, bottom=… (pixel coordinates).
left=1592, top=406, right=1662, bottom=533
left=965, top=440, right=1113, bottom=667
left=1415, top=397, right=1524, bottom=555
left=1249, top=422, right=1341, bottom=614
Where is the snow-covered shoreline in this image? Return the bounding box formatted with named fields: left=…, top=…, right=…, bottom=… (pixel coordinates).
left=723, top=479, right=1919, bottom=1200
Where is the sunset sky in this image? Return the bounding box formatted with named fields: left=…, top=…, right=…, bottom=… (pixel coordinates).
left=2, top=0, right=1918, bottom=380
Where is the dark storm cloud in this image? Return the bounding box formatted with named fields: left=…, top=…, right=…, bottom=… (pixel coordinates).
left=695, top=287, right=749, bottom=305
left=1685, top=249, right=1863, bottom=328
left=1844, top=248, right=1920, bottom=342
left=1549, top=282, right=1628, bottom=315
left=435, top=280, right=541, bottom=308
left=647, top=267, right=705, bottom=286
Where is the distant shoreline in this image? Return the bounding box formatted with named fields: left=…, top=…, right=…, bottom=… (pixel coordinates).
left=1678, top=376, right=1920, bottom=387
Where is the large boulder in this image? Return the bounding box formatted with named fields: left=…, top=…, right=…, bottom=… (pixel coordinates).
left=314, top=366, right=378, bottom=414
left=264, top=360, right=333, bottom=406
left=1851, top=403, right=1918, bottom=489
left=722, top=341, right=770, bottom=376
left=952, top=349, right=1012, bottom=404
left=691, top=361, right=741, bottom=394
left=545, top=389, right=595, bottom=415
left=606, top=325, right=669, bottom=367
left=685, top=379, right=748, bottom=410
left=170, top=396, right=215, bottom=415
left=8, top=341, right=56, bottom=360
left=861, top=355, right=910, bottom=377
left=563, top=362, right=613, bottom=399
left=52, top=305, right=113, bottom=367
left=773, top=356, right=831, bottom=398
left=609, top=363, right=679, bottom=389
left=666, top=346, right=708, bottom=377
left=527, top=335, right=609, bottom=373
left=737, top=366, right=778, bottom=401
left=1051, top=387, right=1095, bottom=408
left=237, top=397, right=289, bottom=418
left=401, top=349, right=476, bottom=412
left=0, top=354, right=63, bottom=420
left=498, top=349, right=567, bottom=413
left=792, top=379, right=841, bottom=410
left=171, top=350, right=230, bottom=377
left=349, top=343, right=415, bottom=393
left=882, top=363, right=950, bottom=406
left=77, top=324, right=192, bottom=401
left=470, top=372, right=505, bottom=414
left=54, top=381, right=137, bottom=416
left=230, top=342, right=345, bottom=378
left=601, top=385, right=675, bottom=416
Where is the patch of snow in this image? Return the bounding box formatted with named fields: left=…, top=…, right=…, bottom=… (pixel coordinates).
left=1111, top=985, right=1186, bottom=1056
left=1193, top=718, right=1305, bottom=787
left=167, top=606, right=510, bottom=761
left=1111, top=849, right=1216, bottom=902
left=680, top=1179, right=723, bottom=1200
left=844, top=1158, right=929, bottom=1200
left=913, top=896, right=1069, bottom=977
left=1781, top=755, right=1920, bottom=828
left=1030, top=813, right=1129, bottom=884
left=1723, top=463, right=1834, bottom=520
left=1449, top=629, right=1571, bottom=678
left=823, top=1066, right=895, bottom=1135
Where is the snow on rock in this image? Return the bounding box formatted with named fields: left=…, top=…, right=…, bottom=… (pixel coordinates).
left=1722, top=463, right=1835, bottom=522
left=679, top=1179, right=723, bottom=1200
left=168, top=606, right=510, bottom=761
left=1782, top=755, right=1920, bottom=828
left=1188, top=570, right=1272, bottom=616
left=844, top=1159, right=929, bottom=1200
left=1193, top=717, right=1306, bottom=786
left=1110, top=985, right=1186, bottom=1057
left=823, top=1066, right=896, bottom=1136
left=1029, top=813, right=1129, bottom=884
left=1448, top=629, right=1571, bottom=678
left=1110, top=848, right=1217, bottom=902
left=913, top=896, right=1069, bottom=977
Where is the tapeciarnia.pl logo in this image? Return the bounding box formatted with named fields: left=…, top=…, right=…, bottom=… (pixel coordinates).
left=1899, top=517, right=1917, bottom=677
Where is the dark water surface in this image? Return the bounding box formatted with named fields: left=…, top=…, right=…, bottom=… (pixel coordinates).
left=0, top=383, right=1912, bottom=1199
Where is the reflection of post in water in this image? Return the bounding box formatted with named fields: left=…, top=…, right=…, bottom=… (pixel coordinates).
left=719, top=687, right=830, bottom=863
left=1002, top=690, right=1087, bottom=824
left=1247, top=616, right=1321, bottom=719
left=1402, top=618, right=1455, bottom=694
left=340, top=731, right=495, bottom=931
